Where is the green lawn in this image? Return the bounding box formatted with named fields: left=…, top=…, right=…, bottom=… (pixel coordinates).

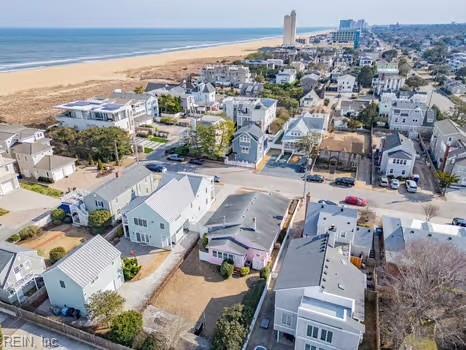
left=144, top=147, right=154, bottom=154
left=149, top=136, right=168, bottom=144
left=21, top=182, right=63, bottom=198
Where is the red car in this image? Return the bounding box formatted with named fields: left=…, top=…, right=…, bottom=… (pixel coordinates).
left=344, top=195, right=368, bottom=207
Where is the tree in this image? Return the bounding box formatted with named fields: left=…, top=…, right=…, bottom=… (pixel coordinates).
left=18, top=226, right=42, bottom=241
left=382, top=49, right=398, bottom=62
left=87, top=290, right=125, bottom=327
left=422, top=45, right=448, bottom=64
left=358, top=102, right=379, bottom=128
left=212, top=304, right=249, bottom=350
left=220, top=260, right=234, bottom=279
left=379, top=240, right=466, bottom=349
left=422, top=204, right=439, bottom=222
left=51, top=208, right=66, bottom=224
left=398, top=57, right=411, bottom=77
left=357, top=66, right=375, bottom=88
left=133, top=86, right=145, bottom=94
left=88, top=209, right=112, bottom=233
left=405, top=76, right=427, bottom=89
left=49, top=247, right=66, bottom=264
left=109, top=310, right=143, bottom=346
left=436, top=171, right=459, bottom=196
left=159, top=95, right=183, bottom=114
left=122, top=257, right=141, bottom=281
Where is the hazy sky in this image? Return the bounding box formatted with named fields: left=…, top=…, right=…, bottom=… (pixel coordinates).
left=0, top=0, right=464, bottom=28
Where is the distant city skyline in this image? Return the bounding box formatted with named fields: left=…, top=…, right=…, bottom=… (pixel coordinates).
left=0, top=0, right=465, bottom=28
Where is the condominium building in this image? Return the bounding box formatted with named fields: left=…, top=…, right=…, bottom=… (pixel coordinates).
left=372, top=63, right=405, bottom=96
left=332, top=30, right=361, bottom=49
left=200, top=64, right=252, bottom=87
left=283, top=10, right=297, bottom=46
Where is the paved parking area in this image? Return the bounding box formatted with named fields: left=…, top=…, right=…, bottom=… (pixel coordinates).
left=260, top=151, right=305, bottom=180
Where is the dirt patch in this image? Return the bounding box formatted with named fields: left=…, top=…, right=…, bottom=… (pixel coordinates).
left=133, top=251, right=170, bottom=281
left=19, top=224, right=92, bottom=260
left=150, top=249, right=258, bottom=338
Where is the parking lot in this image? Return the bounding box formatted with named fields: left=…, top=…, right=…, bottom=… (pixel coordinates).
left=260, top=150, right=307, bottom=180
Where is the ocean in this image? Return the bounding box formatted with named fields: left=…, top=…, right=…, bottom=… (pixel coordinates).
left=0, top=27, right=329, bottom=72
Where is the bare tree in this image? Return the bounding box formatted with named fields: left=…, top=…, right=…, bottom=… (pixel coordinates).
left=378, top=239, right=466, bottom=349
left=422, top=204, right=439, bottom=222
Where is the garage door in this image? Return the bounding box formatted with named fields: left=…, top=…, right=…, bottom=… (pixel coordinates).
left=1, top=180, right=14, bottom=194
left=63, top=164, right=74, bottom=176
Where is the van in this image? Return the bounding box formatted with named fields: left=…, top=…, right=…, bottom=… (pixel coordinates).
left=406, top=180, right=418, bottom=193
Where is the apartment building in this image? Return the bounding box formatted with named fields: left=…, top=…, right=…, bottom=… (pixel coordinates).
left=223, top=96, right=277, bottom=132
left=200, top=64, right=252, bottom=87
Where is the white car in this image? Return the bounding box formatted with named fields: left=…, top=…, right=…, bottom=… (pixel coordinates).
left=390, top=179, right=400, bottom=189
left=379, top=177, right=389, bottom=187
left=406, top=180, right=418, bottom=193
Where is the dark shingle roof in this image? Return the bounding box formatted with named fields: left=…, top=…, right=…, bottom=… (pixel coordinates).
left=235, top=123, right=264, bottom=141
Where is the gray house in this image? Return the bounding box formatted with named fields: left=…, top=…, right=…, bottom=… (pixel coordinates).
left=0, top=242, right=46, bottom=304
left=230, top=124, right=267, bottom=167
left=84, top=165, right=159, bottom=222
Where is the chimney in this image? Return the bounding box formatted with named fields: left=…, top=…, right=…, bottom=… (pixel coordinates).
left=252, top=217, right=257, bottom=231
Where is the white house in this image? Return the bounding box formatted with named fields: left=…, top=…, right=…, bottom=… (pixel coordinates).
left=372, top=63, right=405, bottom=95
left=379, top=91, right=428, bottom=117
left=276, top=69, right=297, bottom=85
left=0, top=124, right=46, bottom=153
left=0, top=153, right=19, bottom=196
left=300, top=90, right=323, bottom=109
left=200, top=64, right=252, bottom=87
left=290, top=61, right=306, bottom=72
left=359, top=56, right=374, bottom=67
left=43, top=235, right=124, bottom=316
left=123, top=173, right=215, bottom=249
left=274, top=234, right=366, bottom=350
left=190, top=82, right=216, bottom=109
left=388, top=100, right=436, bottom=138
left=223, top=96, right=277, bottom=132
left=337, top=74, right=356, bottom=94
left=380, top=133, right=416, bottom=178
left=281, top=113, right=329, bottom=153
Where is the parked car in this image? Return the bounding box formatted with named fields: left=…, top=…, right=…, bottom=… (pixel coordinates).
left=189, top=158, right=205, bottom=165
left=379, top=177, right=389, bottom=187
left=452, top=218, right=466, bottom=227
left=306, top=174, right=324, bottom=183
left=145, top=163, right=167, bottom=173
left=214, top=175, right=220, bottom=183
left=390, top=179, right=400, bottom=190
left=335, top=177, right=355, bottom=187
left=167, top=154, right=185, bottom=162
left=253, top=346, right=268, bottom=350
left=405, top=180, right=418, bottom=193
left=411, top=174, right=420, bottom=184
left=318, top=199, right=337, bottom=206
left=344, top=195, right=368, bottom=207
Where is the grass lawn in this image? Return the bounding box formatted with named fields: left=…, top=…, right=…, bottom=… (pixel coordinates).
left=149, top=136, right=168, bottom=144
left=21, top=182, right=63, bottom=198
left=144, top=147, right=154, bottom=154
left=0, top=208, right=9, bottom=216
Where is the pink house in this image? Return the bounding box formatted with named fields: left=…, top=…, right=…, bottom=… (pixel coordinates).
left=199, top=192, right=289, bottom=270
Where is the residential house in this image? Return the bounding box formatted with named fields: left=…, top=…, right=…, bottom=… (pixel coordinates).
left=300, top=74, right=320, bottom=94
left=274, top=234, right=366, bottom=350
left=11, top=142, right=76, bottom=183
left=444, top=80, right=466, bottom=96
left=372, top=62, right=405, bottom=96
left=430, top=119, right=466, bottom=186
left=281, top=113, right=329, bottom=154
left=359, top=56, right=374, bottom=67
left=0, top=124, right=47, bottom=153
left=448, top=52, right=466, bottom=71
left=145, top=82, right=195, bottom=114
left=123, top=173, right=215, bottom=248
left=223, top=96, right=277, bottom=132
left=319, top=132, right=366, bottom=170
left=0, top=153, right=20, bottom=196
left=300, top=90, right=323, bottom=109
left=382, top=216, right=466, bottom=262
left=230, top=124, right=268, bottom=168
left=43, top=235, right=124, bottom=316
left=379, top=91, right=427, bottom=117
left=388, top=100, right=436, bottom=138
left=200, top=64, right=252, bottom=87
left=340, top=99, right=371, bottom=117
left=379, top=133, right=416, bottom=178
left=239, top=83, right=264, bottom=97
left=200, top=192, right=289, bottom=270
left=84, top=164, right=159, bottom=222
left=188, top=82, right=217, bottom=110
left=275, top=69, right=297, bottom=85
left=0, top=243, right=46, bottom=304
left=111, top=90, right=159, bottom=118
left=337, top=74, right=356, bottom=94
left=290, top=61, right=306, bottom=72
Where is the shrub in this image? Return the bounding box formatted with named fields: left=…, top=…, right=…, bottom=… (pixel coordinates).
left=123, top=257, right=141, bottom=281
left=143, top=147, right=154, bottom=154
left=212, top=304, right=249, bottom=350
left=140, top=333, right=167, bottom=350
left=116, top=226, right=124, bottom=238
left=240, top=267, right=250, bottom=277
left=87, top=290, right=125, bottom=326
left=201, top=235, right=208, bottom=249
left=88, top=210, right=112, bottom=233
left=109, top=310, right=143, bottom=346
left=49, top=247, right=66, bottom=264
left=260, top=265, right=271, bottom=280
left=21, top=183, right=63, bottom=198
left=0, top=208, right=9, bottom=216
left=220, top=260, right=234, bottom=279
left=243, top=279, right=266, bottom=316
left=7, top=234, right=20, bottom=243
left=160, top=117, right=177, bottom=125
left=51, top=208, right=66, bottom=224
left=18, top=226, right=42, bottom=241
left=37, top=176, right=54, bottom=184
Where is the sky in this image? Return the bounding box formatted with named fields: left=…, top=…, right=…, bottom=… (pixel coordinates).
left=0, top=0, right=464, bottom=28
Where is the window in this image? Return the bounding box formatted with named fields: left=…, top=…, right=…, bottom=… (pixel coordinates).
left=307, top=325, right=319, bottom=338
left=305, top=345, right=317, bottom=350
left=239, top=135, right=250, bottom=143
left=241, top=146, right=249, bottom=154
left=281, top=312, right=292, bottom=327
left=59, top=280, right=66, bottom=288
left=95, top=200, right=104, bottom=208
left=160, top=223, right=165, bottom=229
left=213, top=250, right=217, bottom=258
left=321, top=329, right=333, bottom=343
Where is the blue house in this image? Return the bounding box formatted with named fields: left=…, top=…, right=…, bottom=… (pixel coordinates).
left=230, top=124, right=267, bottom=168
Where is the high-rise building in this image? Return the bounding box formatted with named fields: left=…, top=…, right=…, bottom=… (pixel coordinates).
left=283, top=10, right=297, bottom=46
left=339, top=19, right=355, bottom=30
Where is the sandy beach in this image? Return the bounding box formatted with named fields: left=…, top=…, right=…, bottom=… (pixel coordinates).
left=0, top=37, right=282, bottom=126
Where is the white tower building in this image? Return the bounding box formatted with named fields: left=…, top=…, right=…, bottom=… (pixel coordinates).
left=283, top=10, right=297, bottom=46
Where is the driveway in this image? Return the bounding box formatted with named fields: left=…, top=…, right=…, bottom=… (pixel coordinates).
left=0, top=189, right=60, bottom=241
left=260, top=151, right=306, bottom=180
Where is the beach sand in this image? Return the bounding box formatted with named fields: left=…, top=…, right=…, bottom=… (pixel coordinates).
left=0, top=37, right=281, bottom=126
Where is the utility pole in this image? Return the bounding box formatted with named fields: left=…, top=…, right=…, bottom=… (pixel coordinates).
left=114, top=140, right=120, bottom=165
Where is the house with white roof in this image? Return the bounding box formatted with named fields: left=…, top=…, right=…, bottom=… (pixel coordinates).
left=337, top=74, right=356, bottom=94
left=200, top=192, right=289, bottom=270
left=382, top=216, right=466, bottom=262
left=200, top=64, right=252, bottom=87
left=388, top=99, right=436, bottom=138
left=0, top=242, right=46, bottom=304
left=275, top=69, right=297, bottom=85
left=274, top=234, right=366, bottom=350
left=372, top=62, right=405, bottom=96
left=123, top=172, right=215, bottom=249
left=43, top=235, right=124, bottom=316
left=223, top=96, right=277, bottom=132
left=281, top=113, right=329, bottom=154
left=379, top=133, right=416, bottom=178
left=300, top=90, right=323, bottom=109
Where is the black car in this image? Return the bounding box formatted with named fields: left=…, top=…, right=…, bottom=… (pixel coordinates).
left=306, top=174, right=324, bottom=183
left=452, top=218, right=466, bottom=227
left=189, top=158, right=205, bottom=165
left=214, top=175, right=220, bottom=183
left=318, top=199, right=337, bottom=206
left=335, top=177, right=355, bottom=187
left=145, top=163, right=167, bottom=173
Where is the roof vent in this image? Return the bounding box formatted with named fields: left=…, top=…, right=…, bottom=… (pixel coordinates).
left=338, top=283, right=345, bottom=290
left=341, top=207, right=344, bottom=212
left=427, top=233, right=432, bottom=237
left=448, top=237, right=452, bottom=241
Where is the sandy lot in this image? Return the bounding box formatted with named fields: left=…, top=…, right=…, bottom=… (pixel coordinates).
left=151, top=249, right=259, bottom=338
left=19, top=224, right=92, bottom=260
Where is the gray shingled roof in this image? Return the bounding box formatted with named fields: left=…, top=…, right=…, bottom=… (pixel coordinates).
left=387, top=150, right=413, bottom=160
left=235, top=123, right=264, bottom=142
left=11, top=142, right=52, bottom=155
left=35, top=155, right=76, bottom=171
left=45, top=235, right=121, bottom=288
